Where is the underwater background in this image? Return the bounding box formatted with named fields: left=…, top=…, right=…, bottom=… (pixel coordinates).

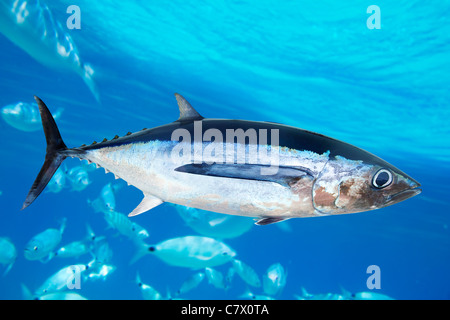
left=0, top=0, right=449, bottom=300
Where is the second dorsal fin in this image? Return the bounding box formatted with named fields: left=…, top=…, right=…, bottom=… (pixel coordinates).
left=174, top=93, right=204, bottom=122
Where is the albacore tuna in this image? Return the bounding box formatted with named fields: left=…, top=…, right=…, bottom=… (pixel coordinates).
left=22, top=94, right=421, bottom=225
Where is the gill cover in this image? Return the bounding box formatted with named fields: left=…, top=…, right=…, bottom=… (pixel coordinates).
left=312, top=157, right=373, bottom=215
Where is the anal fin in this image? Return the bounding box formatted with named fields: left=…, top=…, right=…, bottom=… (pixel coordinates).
left=128, top=194, right=163, bottom=217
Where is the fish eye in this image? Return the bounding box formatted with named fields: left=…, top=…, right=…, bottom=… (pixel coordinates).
left=372, top=169, right=393, bottom=189
left=33, top=246, right=38, bottom=251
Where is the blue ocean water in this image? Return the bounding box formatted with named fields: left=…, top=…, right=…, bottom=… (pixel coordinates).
left=0, top=0, right=449, bottom=300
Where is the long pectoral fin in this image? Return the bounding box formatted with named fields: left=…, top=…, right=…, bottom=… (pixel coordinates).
left=174, top=163, right=313, bottom=187
left=128, top=194, right=163, bottom=217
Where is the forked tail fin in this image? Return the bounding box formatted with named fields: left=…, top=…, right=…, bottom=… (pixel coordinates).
left=22, top=96, right=68, bottom=210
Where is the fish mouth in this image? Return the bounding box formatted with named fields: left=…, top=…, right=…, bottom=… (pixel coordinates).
left=385, top=182, right=422, bottom=206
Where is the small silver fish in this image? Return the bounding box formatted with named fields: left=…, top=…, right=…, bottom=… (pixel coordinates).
left=21, top=284, right=87, bottom=300
left=175, top=205, right=254, bottom=239
left=66, top=166, right=91, bottom=192
left=0, top=237, right=17, bottom=276
left=24, top=218, right=66, bottom=262
left=36, top=292, right=88, bottom=300
left=35, top=261, right=93, bottom=295
left=353, top=292, right=394, bottom=300
left=240, top=289, right=275, bottom=300
left=103, top=210, right=149, bottom=242
left=262, top=263, right=287, bottom=296
left=55, top=224, right=101, bottom=259
left=0, top=0, right=99, bottom=101
left=55, top=241, right=89, bottom=259
left=1, top=101, right=62, bottom=132
left=176, top=272, right=205, bottom=296
left=85, top=264, right=116, bottom=282
left=88, top=183, right=121, bottom=214
left=46, top=165, right=67, bottom=194
left=136, top=273, right=162, bottom=300
left=91, top=241, right=113, bottom=267
left=341, top=288, right=395, bottom=300
left=232, top=259, right=261, bottom=288
left=296, top=287, right=346, bottom=300
left=204, top=267, right=226, bottom=290
left=135, top=236, right=236, bottom=269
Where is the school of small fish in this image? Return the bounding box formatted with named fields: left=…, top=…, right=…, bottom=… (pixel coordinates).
left=0, top=162, right=394, bottom=300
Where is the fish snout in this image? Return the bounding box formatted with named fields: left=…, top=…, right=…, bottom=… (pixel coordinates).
left=385, top=176, right=421, bottom=206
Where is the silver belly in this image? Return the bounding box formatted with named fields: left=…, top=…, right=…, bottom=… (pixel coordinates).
left=85, top=141, right=328, bottom=218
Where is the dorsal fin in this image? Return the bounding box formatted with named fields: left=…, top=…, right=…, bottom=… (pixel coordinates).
left=174, top=93, right=204, bottom=122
